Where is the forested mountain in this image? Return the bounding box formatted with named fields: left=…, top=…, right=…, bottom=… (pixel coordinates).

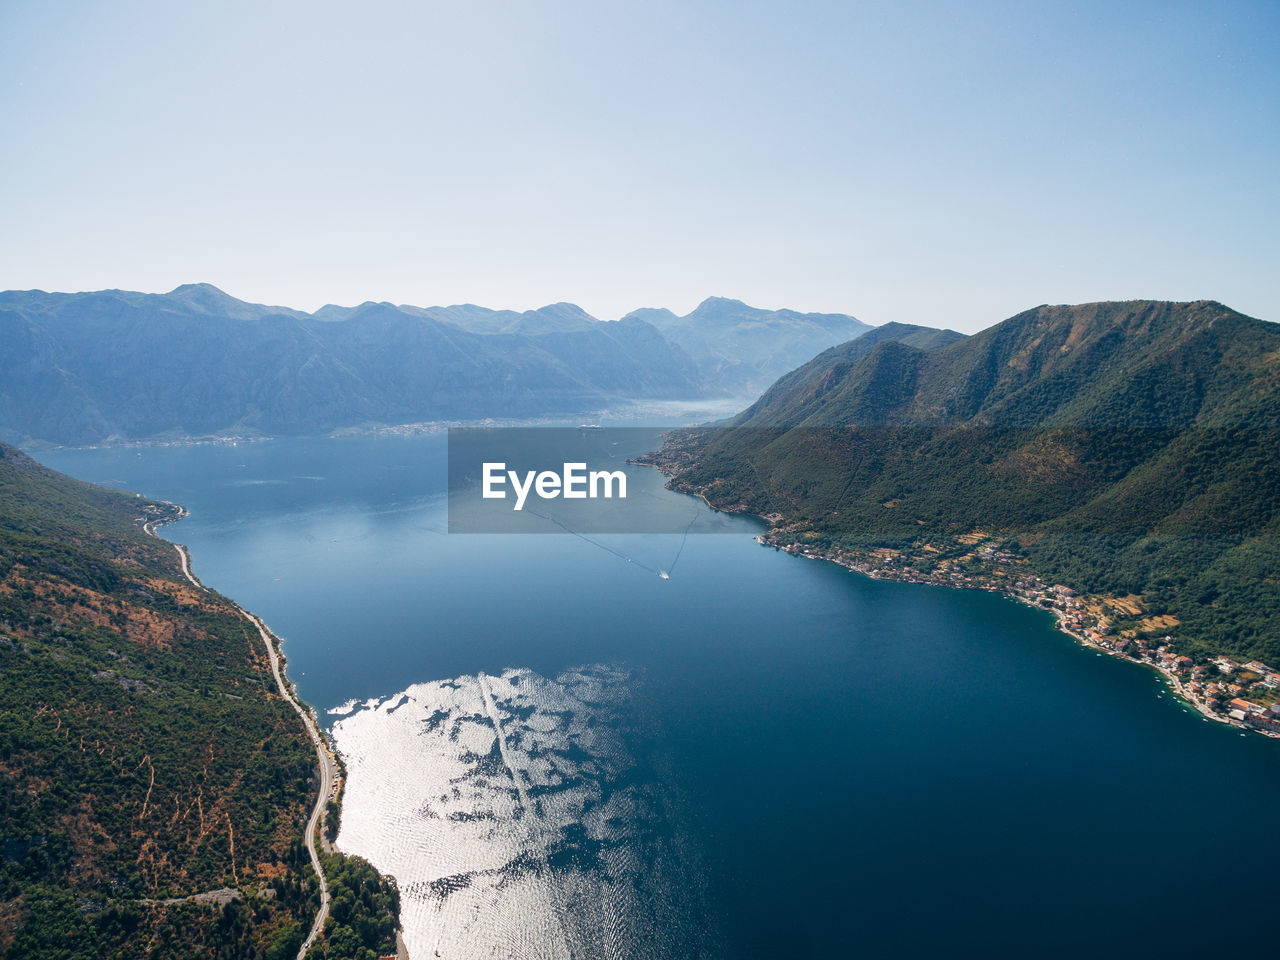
left=623, top=297, right=872, bottom=394
left=0, top=443, right=397, bottom=958
left=643, top=300, right=1280, bottom=663
left=726, top=321, right=967, bottom=428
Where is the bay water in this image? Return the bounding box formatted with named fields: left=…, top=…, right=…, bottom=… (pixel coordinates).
left=38, top=432, right=1280, bottom=958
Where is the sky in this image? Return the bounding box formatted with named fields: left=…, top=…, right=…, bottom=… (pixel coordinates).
left=2, top=0, right=1278, bottom=333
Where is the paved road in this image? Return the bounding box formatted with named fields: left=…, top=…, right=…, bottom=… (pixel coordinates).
left=240, top=607, right=336, bottom=959
left=146, top=514, right=334, bottom=959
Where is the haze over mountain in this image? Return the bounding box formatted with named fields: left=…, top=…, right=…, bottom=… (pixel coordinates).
left=624, top=297, right=872, bottom=395
left=0, top=285, right=699, bottom=445
left=314, top=300, right=600, bottom=336
left=0, top=284, right=884, bottom=446
left=645, top=300, right=1280, bottom=663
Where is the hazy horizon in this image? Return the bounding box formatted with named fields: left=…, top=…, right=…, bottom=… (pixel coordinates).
left=3, top=1, right=1277, bottom=334
left=6, top=280, right=1271, bottom=334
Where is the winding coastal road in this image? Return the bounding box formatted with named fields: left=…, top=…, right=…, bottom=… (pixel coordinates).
left=144, top=513, right=334, bottom=959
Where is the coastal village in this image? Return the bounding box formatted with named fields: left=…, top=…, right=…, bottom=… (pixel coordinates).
left=758, top=522, right=1280, bottom=739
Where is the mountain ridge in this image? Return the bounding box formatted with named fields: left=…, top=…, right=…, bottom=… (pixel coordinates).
left=622, top=296, right=873, bottom=394
left=0, top=287, right=704, bottom=445
left=0, top=284, right=886, bottom=445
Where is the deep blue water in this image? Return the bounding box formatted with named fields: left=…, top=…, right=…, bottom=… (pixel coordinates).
left=38, top=434, right=1280, bottom=958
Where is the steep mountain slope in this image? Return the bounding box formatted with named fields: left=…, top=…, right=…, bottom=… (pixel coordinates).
left=646, top=300, right=1280, bottom=663
left=623, top=297, right=872, bottom=394
left=0, top=442, right=314, bottom=956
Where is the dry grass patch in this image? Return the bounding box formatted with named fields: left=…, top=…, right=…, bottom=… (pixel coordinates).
left=1106, top=595, right=1145, bottom=617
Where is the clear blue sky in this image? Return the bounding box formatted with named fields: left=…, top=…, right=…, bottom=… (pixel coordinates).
left=2, top=0, right=1277, bottom=332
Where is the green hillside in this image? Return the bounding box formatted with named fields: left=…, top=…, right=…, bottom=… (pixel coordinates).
left=644, top=301, right=1280, bottom=664
left=726, top=321, right=967, bottom=428
left=0, top=444, right=397, bottom=959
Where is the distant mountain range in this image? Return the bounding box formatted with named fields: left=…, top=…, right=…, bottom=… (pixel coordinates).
left=313, top=299, right=602, bottom=336
left=0, top=284, right=871, bottom=445
left=643, top=300, right=1280, bottom=664
left=623, top=297, right=871, bottom=395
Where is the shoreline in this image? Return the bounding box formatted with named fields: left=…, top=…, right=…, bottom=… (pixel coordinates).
left=626, top=449, right=1280, bottom=742
left=756, top=528, right=1280, bottom=741
left=22, top=399, right=751, bottom=453
left=141, top=502, right=340, bottom=959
